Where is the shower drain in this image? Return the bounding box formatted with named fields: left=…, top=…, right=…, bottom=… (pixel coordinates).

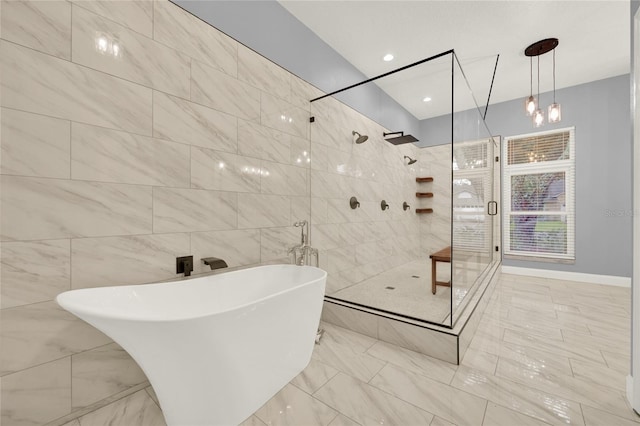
left=385, top=286, right=395, bottom=290
left=412, top=275, right=420, bottom=278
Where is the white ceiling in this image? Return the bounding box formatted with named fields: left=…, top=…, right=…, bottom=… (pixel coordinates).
left=279, top=0, right=630, bottom=120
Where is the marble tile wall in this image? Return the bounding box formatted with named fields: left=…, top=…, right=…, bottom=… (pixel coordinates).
left=309, top=96, right=422, bottom=295
left=0, top=1, right=321, bottom=424
left=1, top=1, right=447, bottom=424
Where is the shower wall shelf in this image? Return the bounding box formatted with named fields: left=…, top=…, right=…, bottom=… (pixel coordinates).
left=416, top=192, right=434, bottom=198
left=416, top=177, right=434, bottom=182
left=416, top=208, right=434, bottom=214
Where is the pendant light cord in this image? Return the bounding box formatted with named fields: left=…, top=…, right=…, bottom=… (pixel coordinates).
left=530, top=57, right=533, bottom=96
left=552, top=49, right=556, bottom=103
left=537, top=55, right=540, bottom=102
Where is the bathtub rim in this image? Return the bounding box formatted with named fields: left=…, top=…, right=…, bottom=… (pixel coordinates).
left=56, top=264, right=327, bottom=323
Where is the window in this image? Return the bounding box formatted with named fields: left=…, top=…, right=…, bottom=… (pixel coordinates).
left=503, top=128, right=575, bottom=261
left=453, top=139, right=493, bottom=252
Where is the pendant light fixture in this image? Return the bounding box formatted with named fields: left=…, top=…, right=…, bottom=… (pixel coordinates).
left=524, top=57, right=536, bottom=116
left=524, top=38, right=560, bottom=127
left=548, top=48, right=562, bottom=123
left=533, top=56, right=544, bottom=127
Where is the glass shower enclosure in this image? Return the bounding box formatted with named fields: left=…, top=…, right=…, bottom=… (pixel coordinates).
left=309, top=49, right=500, bottom=328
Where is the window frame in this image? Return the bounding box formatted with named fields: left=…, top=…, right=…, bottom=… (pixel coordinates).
left=502, top=127, right=576, bottom=262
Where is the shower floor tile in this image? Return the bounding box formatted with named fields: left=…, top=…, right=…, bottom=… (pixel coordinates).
left=330, top=260, right=451, bottom=323
left=329, top=258, right=487, bottom=324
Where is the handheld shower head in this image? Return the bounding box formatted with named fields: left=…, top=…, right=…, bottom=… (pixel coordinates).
left=404, top=155, right=417, bottom=165
left=352, top=131, right=369, bottom=144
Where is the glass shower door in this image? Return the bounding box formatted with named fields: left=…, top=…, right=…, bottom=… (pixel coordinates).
left=451, top=138, right=495, bottom=321
left=449, top=51, right=499, bottom=325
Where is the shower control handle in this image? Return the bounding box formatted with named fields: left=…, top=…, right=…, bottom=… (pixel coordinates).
left=350, top=196, right=360, bottom=209
left=381, top=200, right=390, bottom=211
left=403, top=202, right=410, bottom=211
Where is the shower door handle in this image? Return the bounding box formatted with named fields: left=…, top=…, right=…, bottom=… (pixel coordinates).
left=487, top=201, right=498, bottom=216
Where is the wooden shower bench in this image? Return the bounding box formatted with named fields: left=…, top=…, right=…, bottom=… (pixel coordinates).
left=430, top=246, right=451, bottom=294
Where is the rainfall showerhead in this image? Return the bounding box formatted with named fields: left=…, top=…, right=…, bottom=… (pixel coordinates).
left=383, top=131, right=419, bottom=145
left=404, top=156, right=417, bottom=165
left=352, top=130, right=369, bottom=144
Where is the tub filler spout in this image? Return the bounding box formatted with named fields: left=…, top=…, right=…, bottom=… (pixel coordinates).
left=201, top=257, right=228, bottom=270
left=56, top=265, right=327, bottom=426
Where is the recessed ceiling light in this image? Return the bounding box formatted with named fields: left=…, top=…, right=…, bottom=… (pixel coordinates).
left=423, top=97, right=432, bottom=102
left=383, top=53, right=394, bottom=62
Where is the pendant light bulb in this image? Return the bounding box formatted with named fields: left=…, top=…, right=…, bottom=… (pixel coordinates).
left=548, top=103, right=561, bottom=123
left=525, top=96, right=537, bottom=116
left=533, top=108, right=545, bottom=127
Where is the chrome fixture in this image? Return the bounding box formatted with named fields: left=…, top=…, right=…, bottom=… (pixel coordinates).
left=288, top=220, right=319, bottom=266
left=352, top=131, right=369, bottom=144
left=403, top=201, right=411, bottom=211
left=524, top=38, right=561, bottom=126
left=350, top=196, right=360, bottom=209
left=201, top=257, right=228, bottom=270
left=383, top=131, right=419, bottom=145
left=381, top=200, right=390, bottom=211
left=404, top=155, right=417, bottom=165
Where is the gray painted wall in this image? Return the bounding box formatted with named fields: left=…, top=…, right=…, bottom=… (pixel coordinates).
left=173, top=0, right=420, bottom=137
left=421, top=75, right=631, bottom=277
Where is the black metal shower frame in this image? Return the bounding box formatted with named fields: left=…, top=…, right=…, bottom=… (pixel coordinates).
left=310, top=49, right=497, bottom=329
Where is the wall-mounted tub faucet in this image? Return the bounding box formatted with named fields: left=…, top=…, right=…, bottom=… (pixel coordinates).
left=201, top=257, right=228, bottom=270
left=289, top=220, right=318, bottom=266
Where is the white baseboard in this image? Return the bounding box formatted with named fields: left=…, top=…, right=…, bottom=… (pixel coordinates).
left=501, top=265, right=631, bottom=287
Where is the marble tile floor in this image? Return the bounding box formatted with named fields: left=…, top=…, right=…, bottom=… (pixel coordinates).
left=59, top=273, right=636, bottom=426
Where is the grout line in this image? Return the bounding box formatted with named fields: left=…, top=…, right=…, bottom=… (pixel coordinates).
left=479, top=399, right=489, bottom=426
left=69, top=3, right=73, bottom=63
left=577, top=403, right=587, bottom=426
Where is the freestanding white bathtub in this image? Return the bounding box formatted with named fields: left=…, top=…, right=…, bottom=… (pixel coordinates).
left=56, top=264, right=327, bottom=426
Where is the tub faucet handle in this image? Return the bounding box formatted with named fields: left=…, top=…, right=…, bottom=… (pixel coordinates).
left=176, top=256, right=194, bottom=277
left=294, top=220, right=308, bottom=245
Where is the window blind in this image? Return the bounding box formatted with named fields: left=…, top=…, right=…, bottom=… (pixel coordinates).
left=503, top=128, right=575, bottom=260
left=453, top=139, right=492, bottom=252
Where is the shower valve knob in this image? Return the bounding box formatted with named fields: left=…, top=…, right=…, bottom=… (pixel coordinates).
left=350, top=196, right=360, bottom=209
